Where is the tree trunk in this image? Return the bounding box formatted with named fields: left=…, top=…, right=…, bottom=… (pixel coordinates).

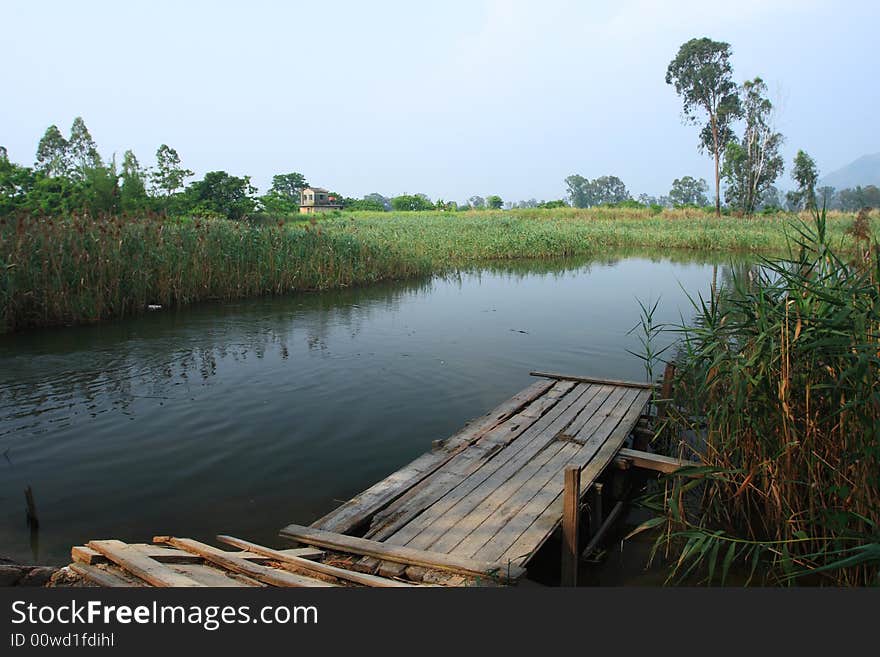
left=712, top=117, right=721, bottom=218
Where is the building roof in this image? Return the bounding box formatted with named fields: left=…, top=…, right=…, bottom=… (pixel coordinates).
left=303, top=187, right=330, bottom=193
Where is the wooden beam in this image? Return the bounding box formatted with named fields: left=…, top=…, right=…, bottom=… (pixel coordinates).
left=87, top=540, right=204, bottom=587
left=530, top=371, right=658, bottom=390
left=560, top=467, right=580, bottom=587
left=215, top=535, right=418, bottom=587
left=581, top=499, right=626, bottom=558
left=279, top=523, right=525, bottom=583
left=154, top=537, right=338, bottom=587
left=615, top=448, right=698, bottom=475
left=72, top=544, right=323, bottom=566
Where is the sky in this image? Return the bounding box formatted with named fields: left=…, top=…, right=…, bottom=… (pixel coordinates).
left=2, top=0, right=878, bottom=203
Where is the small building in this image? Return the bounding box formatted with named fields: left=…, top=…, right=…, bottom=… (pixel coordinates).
left=299, top=187, right=342, bottom=213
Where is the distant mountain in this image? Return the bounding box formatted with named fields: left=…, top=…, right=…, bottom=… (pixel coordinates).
left=819, top=153, right=880, bottom=190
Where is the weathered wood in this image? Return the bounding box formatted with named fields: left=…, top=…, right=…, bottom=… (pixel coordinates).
left=487, top=389, right=652, bottom=565
left=465, top=389, right=642, bottom=561
left=560, top=466, right=580, bottom=587
left=72, top=543, right=323, bottom=566
left=367, top=381, right=577, bottom=542
left=87, top=540, right=204, bottom=587
left=69, top=562, right=141, bottom=587
left=313, top=379, right=556, bottom=535
left=530, top=371, right=658, bottom=390
left=215, top=535, right=416, bottom=587
left=154, top=537, right=337, bottom=587
left=386, top=385, right=601, bottom=550
left=170, top=563, right=261, bottom=587
left=615, top=448, right=697, bottom=474
left=278, top=523, right=525, bottom=582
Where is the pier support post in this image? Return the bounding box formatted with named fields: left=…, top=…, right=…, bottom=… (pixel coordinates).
left=561, top=466, right=581, bottom=587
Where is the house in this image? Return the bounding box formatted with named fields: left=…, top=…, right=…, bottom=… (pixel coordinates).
left=299, top=187, right=342, bottom=213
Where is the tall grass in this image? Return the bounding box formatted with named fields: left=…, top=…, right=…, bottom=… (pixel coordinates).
left=328, top=208, right=879, bottom=258
left=2, top=207, right=877, bottom=333
left=0, top=214, right=431, bottom=332
left=633, top=207, right=880, bottom=586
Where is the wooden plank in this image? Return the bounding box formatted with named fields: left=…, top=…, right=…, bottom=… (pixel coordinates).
left=154, top=537, right=337, bottom=587
left=87, top=540, right=204, bottom=587
left=216, top=535, right=417, bottom=588
left=436, top=389, right=637, bottom=559
left=312, top=379, right=556, bottom=535
left=491, top=389, right=652, bottom=565
left=616, top=448, right=697, bottom=474
left=171, top=564, right=261, bottom=587
left=69, top=562, right=142, bottom=587
left=71, top=544, right=323, bottom=566
left=560, top=466, right=580, bottom=586
left=368, top=381, right=582, bottom=542
left=530, top=371, right=658, bottom=389
left=278, top=523, right=525, bottom=582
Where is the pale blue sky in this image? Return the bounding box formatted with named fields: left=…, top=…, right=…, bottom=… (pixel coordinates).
left=2, top=0, right=877, bottom=202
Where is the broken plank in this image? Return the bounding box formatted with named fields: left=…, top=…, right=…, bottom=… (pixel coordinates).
left=154, top=537, right=337, bottom=587
left=69, top=563, right=142, bottom=587
left=171, top=563, right=262, bottom=587
left=216, top=535, right=417, bottom=588
left=72, top=544, right=323, bottom=566
left=279, top=523, right=525, bottom=583
left=312, top=379, right=556, bottom=535
left=87, top=540, right=204, bottom=587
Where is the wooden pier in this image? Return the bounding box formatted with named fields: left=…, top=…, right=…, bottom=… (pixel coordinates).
left=66, top=371, right=689, bottom=587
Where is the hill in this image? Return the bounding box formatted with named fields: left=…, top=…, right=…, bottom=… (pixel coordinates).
left=819, top=153, right=880, bottom=190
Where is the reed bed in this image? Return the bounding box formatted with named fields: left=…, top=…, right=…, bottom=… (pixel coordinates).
left=2, top=208, right=877, bottom=332
left=637, top=209, right=879, bottom=586
left=327, top=208, right=879, bottom=259
left=0, top=214, right=431, bottom=332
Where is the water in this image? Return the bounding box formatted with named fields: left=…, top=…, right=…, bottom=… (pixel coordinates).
left=0, top=252, right=741, bottom=566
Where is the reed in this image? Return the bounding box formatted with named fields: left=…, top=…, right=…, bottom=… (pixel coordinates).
left=0, top=213, right=431, bottom=332
left=634, top=207, right=880, bottom=586
left=2, top=208, right=877, bottom=333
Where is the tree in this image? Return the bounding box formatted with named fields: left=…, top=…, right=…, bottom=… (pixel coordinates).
left=390, top=194, right=434, bottom=211
left=261, top=172, right=309, bottom=214
left=151, top=144, right=193, bottom=196
left=565, top=174, right=593, bottom=208
left=669, top=176, right=709, bottom=207
left=721, top=78, right=784, bottom=215
left=592, top=175, right=630, bottom=204
left=67, top=117, right=102, bottom=179
left=120, top=150, right=148, bottom=211
left=35, top=125, right=70, bottom=178
left=486, top=194, right=503, bottom=209
left=788, top=150, right=819, bottom=211
left=0, top=151, right=37, bottom=216
left=757, top=185, right=783, bottom=211
left=184, top=171, right=257, bottom=219
left=666, top=38, right=742, bottom=216
left=839, top=185, right=880, bottom=211
left=467, top=195, right=486, bottom=209
left=363, top=193, right=391, bottom=211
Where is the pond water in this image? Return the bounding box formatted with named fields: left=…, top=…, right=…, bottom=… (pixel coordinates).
left=0, top=251, right=746, bottom=568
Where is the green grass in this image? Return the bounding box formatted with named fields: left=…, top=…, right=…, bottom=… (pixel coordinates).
left=1, top=207, right=877, bottom=332
left=320, top=208, right=880, bottom=260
